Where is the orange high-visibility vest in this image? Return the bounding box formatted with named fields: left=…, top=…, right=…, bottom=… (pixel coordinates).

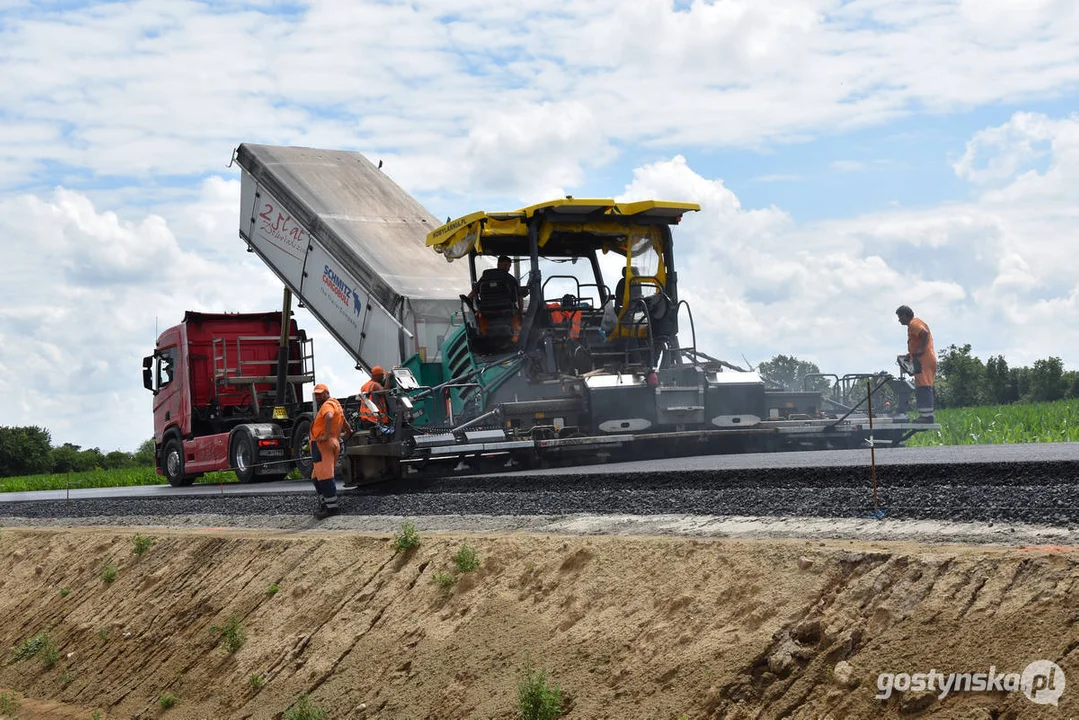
left=547, top=303, right=582, bottom=339
left=359, top=379, right=389, bottom=425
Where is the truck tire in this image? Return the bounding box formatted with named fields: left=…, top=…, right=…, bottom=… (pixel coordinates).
left=162, top=437, right=194, bottom=488
left=291, top=416, right=313, bottom=480
left=230, top=432, right=258, bottom=483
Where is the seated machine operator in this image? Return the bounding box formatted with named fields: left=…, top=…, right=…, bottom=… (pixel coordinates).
left=466, top=255, right=529, bottom=342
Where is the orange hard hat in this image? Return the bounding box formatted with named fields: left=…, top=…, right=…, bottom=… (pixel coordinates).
left=370, top=366, right=385, bottom=378
left=313, top=383, right=329, bottom=395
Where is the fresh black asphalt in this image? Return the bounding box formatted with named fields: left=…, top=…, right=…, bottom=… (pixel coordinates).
left=3, top=444, right=1078, bottom=526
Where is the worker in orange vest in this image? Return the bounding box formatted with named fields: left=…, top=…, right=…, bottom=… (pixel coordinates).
left=358, top=366, right=390, bottom=427
left=896, top=305, right=936, bottom=423
left=310, top=382, right=352, bottom=519
left=548, top=294, right=582, bottom=339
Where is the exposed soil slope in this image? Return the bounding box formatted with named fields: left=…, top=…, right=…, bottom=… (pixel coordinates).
left=0, top=527, right=1077, bottom=719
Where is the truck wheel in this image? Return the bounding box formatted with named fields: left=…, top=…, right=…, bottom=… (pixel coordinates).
left=230, top=433, right=257, bottom=483
left=162, top=438, right=194, bottom=488
left=292, top=417, right=313, bottom=480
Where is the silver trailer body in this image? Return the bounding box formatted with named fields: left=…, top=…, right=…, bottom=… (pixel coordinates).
left=235, top=143, right=470, bottom=370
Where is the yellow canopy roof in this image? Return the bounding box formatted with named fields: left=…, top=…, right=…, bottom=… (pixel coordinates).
left=425, top=198, right=700, bottom=259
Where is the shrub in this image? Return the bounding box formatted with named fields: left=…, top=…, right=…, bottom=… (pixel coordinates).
left=392, top=521, right=420, bottom=552
left=248, top=673, right=265, bottom=689
left=131, top=534, right=154, bottom=556
left=59, top=587, right=70, bottom=597
left=41, top=634, right=60, bottom=669
left=284, top=693, right=327, bottom=720
left=432, top=571, right=457, bottom=589
left=159, top=692, right=178, bottom=709
left=210, top=616, right=246, bottom=654
left=11, top=630, right=53, bottom=664
left=266, top=583, right=280, bottom=597
left=454, top=544, right=480, bottom=573
left=100, top=564, right=118, bottom=584
left=517, top=666, right=563, bottom=720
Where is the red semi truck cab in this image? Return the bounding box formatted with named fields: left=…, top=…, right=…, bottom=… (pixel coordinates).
left=142, top=311, right=316, bottom=486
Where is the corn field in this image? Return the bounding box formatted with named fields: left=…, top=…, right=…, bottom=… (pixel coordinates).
left=906, top=398, right=1079, bottom=446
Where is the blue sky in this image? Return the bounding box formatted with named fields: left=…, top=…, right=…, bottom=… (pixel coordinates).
left=1, top=0, right=1079, bottom=452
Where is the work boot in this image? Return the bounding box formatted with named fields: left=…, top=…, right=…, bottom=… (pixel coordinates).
left=914, top=415, right=935, bottom=424
left=313, top=503, right=340, bottom=520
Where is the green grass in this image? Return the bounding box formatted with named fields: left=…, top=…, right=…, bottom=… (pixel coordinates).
left=0, top=690, right=19, bottom=716
left=517, top=666, right=563, bottom=720
left=158, top=691, right=178, bottom=710
left=100, top=564, right=118, bottom=584
left=131, top=534, right=154, bottom=556
left=210, top=616, right=246, bottom=654
left=454, top=545, right=480, bottom=573
left=284, top=693, right=327, bottom=720
left=906, top=398, right=1079, bottom=446
left=248, top=673, right=265, bottom=689
left=432, top=571, right=457, bottom=589
left=9, top=630, right=59, bottom=670
left=0, top=466, right=239, bottom=493
left=392, top=521, right=421, bottom=552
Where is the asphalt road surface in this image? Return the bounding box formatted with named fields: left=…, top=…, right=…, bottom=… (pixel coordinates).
left=2, top=443, right=1077, bottom=526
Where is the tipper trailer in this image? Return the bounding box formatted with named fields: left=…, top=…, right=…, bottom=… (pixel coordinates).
left=144, top=144, right=935, bottom=487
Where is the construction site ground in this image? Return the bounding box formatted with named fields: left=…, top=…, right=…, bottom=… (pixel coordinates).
left=1, top=515, right=1077, bottom=719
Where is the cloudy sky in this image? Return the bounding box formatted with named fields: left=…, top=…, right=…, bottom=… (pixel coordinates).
left=1, top=0, right=1078, bottom=453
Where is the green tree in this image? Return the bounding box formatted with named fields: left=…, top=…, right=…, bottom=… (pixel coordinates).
left=1065, top=370, right=1079, bottom=399
left=103, top=450, right=134, bottom=469
left=51, top=444, right=104, bottom=473
left=134, top=438, right=156, bottom=466
left=1008, top=366, right=1031, bottom=402
left=984, top=355, right=1014, bottom=404
left=0, top=425, right=53, bottom=477
left=1027, top=357, right=1067, bottom=402
left=756, top=354, right=831, bottom=392
left=937, top=344, right=986, bottom=408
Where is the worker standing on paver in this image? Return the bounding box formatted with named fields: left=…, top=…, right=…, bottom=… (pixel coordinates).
left=310, top=382, right=352, bottom=519
left=358, top=366, right=391, bottom=428
left=896, top=305, right=936, bottom=423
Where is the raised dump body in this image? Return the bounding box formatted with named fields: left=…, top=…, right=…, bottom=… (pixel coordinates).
left=235, top=144, right=471, bottom=370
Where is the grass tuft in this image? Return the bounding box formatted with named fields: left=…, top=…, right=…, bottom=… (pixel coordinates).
left=454, top=544, right=480, bottom=573
left=158, top=692, right=178, bottom=710
left=210, top=616, right=246, bottom=654
left=517, top=665, right=563, bottom=720
left=100, top=564, right=118, bottom=584
left=392, top=521, right=421, bottom=552
left=284, top=693, right=327, bottom=720
left=0, top=690, right=19, bottom=715
left=432, top=571, right=457, bottom=589
left=131, top=534, right=154, bottom=556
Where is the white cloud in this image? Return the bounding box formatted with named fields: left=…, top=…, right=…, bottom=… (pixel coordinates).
left=952, top=112, right=1056, bottom=184
left=3, top=1, right=1079, bottom=200
left=610, top=115, right=1079, bottom=374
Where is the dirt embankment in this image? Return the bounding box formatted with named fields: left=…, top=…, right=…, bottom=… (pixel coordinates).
left=0, top=527, right=1077, bottom=719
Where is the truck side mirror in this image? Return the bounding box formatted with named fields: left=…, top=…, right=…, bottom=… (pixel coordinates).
left=142, top=355, right=157, bottom=394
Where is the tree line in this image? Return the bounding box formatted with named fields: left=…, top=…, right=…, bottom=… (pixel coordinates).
left=757, top=348, right=1079, bottom=410
left=0, top=426, right=155, bottom=479
left=933, top=345, right=1079, bottom=408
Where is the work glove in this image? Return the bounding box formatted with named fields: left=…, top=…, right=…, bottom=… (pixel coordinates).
left=913, top=357, right=922, bottom=374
